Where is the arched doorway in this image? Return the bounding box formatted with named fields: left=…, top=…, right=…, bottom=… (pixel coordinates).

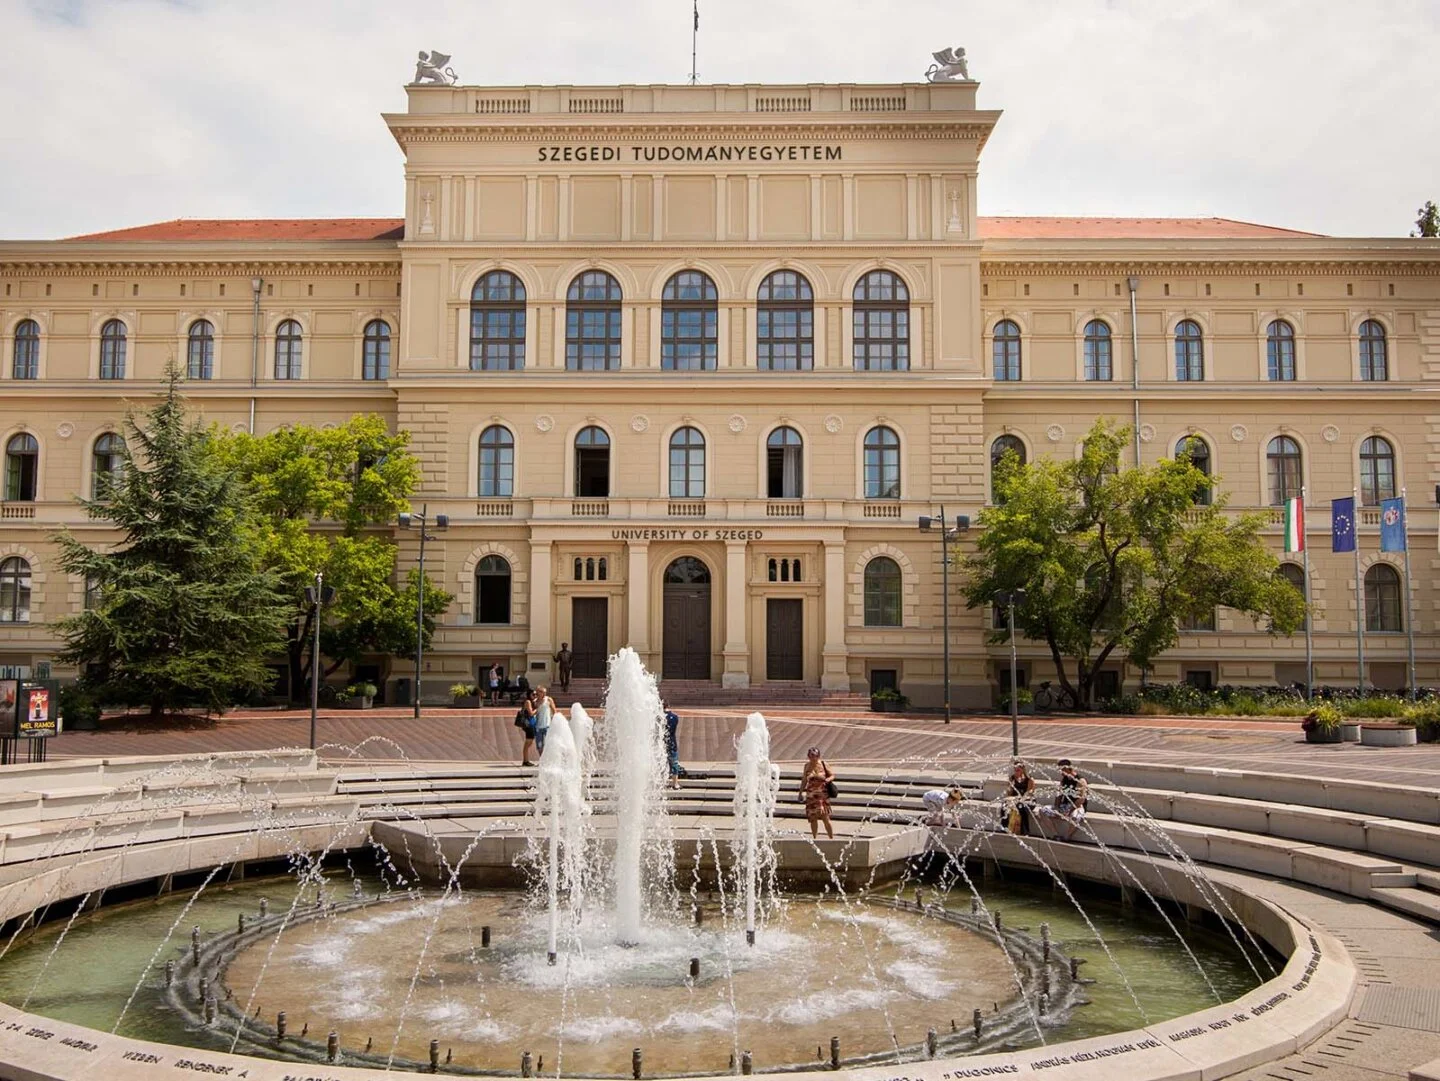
left=663, top=556, right=712, bottom=680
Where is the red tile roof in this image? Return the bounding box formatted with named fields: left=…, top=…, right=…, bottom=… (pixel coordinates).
left=63, top=218, right=406, bottom=242
left=59, top=215, right=1323, bottom=243
left=977, top=216, right=1324, bottom=239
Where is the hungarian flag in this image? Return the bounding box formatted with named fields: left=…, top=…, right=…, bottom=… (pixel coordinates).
left=1284, top=496, right=1304, bottom=553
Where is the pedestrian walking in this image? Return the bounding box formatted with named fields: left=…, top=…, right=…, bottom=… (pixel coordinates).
left=534, top=686, right=555, bottom=755
left=663, top=702, right=682, bottom=787
left=800, top=747, right=836, bottom=840
left=515, top=690, right=537, bottom=767
left=554, top=643, right=573, bottom=692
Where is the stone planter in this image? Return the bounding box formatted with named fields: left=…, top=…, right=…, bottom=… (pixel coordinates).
left=1304, top=727, right=1343, bottom=744
left=1339, top=721, right=1362, bottom=743
left=1360, top=723, right=1417, bottom=747
left=336, top=696, right=373, bottom=710
left=451, top=695, right=481, bottom=709
left=870, top=699, right=907, bottom=714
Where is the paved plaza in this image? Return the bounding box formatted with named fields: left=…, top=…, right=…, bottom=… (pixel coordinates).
left=47, top=706, right=1440, bottom=790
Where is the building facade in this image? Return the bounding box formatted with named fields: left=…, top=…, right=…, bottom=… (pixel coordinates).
left=2, top=79, right=1439, bottom=704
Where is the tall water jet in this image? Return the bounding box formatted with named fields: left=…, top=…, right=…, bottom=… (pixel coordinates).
left=535, top=711, right=585, bottom=963
left=568, top=702, right=595, bottom=790
left=733, top=713, right=780, bottom=946
left=599, top=648, right=668, bottom=945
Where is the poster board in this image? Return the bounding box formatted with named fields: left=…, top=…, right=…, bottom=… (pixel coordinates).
left=12, top=681, right=59, bottom=739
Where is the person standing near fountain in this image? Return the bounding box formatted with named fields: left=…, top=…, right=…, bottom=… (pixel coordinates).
left=516, top=689, right=538, bottom=766
left=534, top=686, right=555, bottom=754
left=921, top=786, right=965, bottom=825
left=800, top=747, right=836, bottom=840
left=663, top=701, right=682, bottom=788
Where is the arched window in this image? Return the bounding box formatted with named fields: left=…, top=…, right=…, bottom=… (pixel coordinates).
left=853, top=270, right=909, bottom=371
left=668, top=426, right=705, bottom=498
left=574, top=426, right=610, bottom=498
left=274, top=319, right=302, bottom=380
left=470, top=271, right=526, bottom=371
left=863, top=426, right=900, bottom=499
left=1174, top=320, right=1203, bottom=381
left=0, top=557, right=30, bottom=623
left=1365, top=564, right=1402, bottom=633
left=92, top=433, right=125, bottom=499
left=566, top=271, right=622, bottom=371
left=661, top=271, right=717, bottom=371
left=1278, top=563, right=1307, bottom=631
left=475, top=555, right=512, bottom=625
left=989, top=434, right=1026, bottom=501
left=664, top=556, right=711, bottom=584
left=362, top=320, right=390, bottom=380
left=1359, top=436, right=1396, bottom=505
left=478, top=425, right=514, bottom=498
left=1175, top=435, right=1212, bottom=506
left=766, top=426, right=803, bottom=499
left=1267, top=320, right=1296, bottom=381
left=99, top=319, right=127, bottom=380
left=12, top=320, right=39, bottom=380
left=1266, top=436, right=1302, bottom=505
left=186, top=320, right=214, bottom=380
left=992, top=320, right=1021, bottom=381
left=863, top=557, right=902, bottom=627
left=757, top=271, right=813, bottom=371
left=4, top=433, right=38, bottom=502
left=1083, top=320, right=1112, bottom=381
left=1359, top=320, right=1388, bottom=381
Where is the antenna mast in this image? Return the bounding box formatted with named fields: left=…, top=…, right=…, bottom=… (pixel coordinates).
left=690, top=0, right=699, bottom=84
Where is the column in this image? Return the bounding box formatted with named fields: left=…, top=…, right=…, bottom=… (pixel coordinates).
left=627, top=542, right=651, bottom=666
left=821, top=541, right=850, bottom=690
left=525, top=539, right=554, bottom=676
left=722, top=541, right=750, bottom=688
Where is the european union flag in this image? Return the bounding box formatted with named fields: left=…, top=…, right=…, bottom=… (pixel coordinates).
left=1379, top=497, right=1407, bottom=552
left=1331, top=496, right=1357, bottom=553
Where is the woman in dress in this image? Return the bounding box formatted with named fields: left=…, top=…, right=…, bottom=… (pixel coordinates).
left=800, top=747, right=836, bottom=840
left=534, top=686, right=555, bottom=755
left=518, top=690, right=537, bottom=767
left=1002, top=759, right=1036, bottom=835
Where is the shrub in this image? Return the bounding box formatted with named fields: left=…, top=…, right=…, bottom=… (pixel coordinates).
left=1097, top=693, right=1141, bottom=715
left=59, top=683, right=102, bottom=728
left=1339, top=695, right=1409, bottom=718
left=450, top=683, right=477, bottom=699
left=1302, top=703, right=1343, bottom=732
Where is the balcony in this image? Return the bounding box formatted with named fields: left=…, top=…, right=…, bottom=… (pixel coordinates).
left=571, top=500, right=610, bottom=518
left=0, top=504, right=36, bottom=521
left=765, top=501, right=805, bottom=518
left=476, top=501, right=514, bottom=517
left=667, top=502, right=706, bottom=518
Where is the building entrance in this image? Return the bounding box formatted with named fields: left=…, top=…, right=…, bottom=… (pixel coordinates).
left=766, top=598, right=804, bottom=681
left=662, top=557, right=711, bottom=680
left=571, top=597, right=608, bottom=679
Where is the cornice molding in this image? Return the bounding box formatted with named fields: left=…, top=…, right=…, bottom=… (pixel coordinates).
left=980, top=259, right=1440, bottom=278
left=387, top=120, right=997, bottom=147
left=0, top=260, right=402, bottom=277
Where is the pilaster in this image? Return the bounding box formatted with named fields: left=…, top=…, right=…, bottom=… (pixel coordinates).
left=821, top=541, right=850, bottom=690
left=722, top=541, right=750, bottom=689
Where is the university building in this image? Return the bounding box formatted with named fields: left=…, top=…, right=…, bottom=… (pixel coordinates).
left=2, top=77, right=1438, bottom=705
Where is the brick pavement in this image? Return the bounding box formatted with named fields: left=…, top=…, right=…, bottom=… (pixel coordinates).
left=41, top=706, right=1440, bottom=790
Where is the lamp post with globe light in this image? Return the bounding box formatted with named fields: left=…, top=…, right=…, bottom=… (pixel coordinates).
left=918, top=508, right=970, bottom=723
left=398, top=506, right=448, bottom=719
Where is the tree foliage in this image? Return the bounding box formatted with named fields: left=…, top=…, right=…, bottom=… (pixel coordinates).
left=213, top=416, right=453, bottom=698
left=962, top=419, right=1307, bottom=707
left=53, top=367, right=290, bottom=717
left=1414, top=200, right=1440, bottom=238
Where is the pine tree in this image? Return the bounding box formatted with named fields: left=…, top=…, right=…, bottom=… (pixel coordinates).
left=1414, top=201, right=1440, bottom=238
left=54, top=365, right=290, bottom=718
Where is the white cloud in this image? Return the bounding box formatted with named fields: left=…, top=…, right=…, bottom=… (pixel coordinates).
left=1, top=0, right=1437, bottom=238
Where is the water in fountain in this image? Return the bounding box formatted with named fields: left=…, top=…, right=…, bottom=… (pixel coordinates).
left=536, top=709, right=587, bottom=963
left=732, top=712, right=780, bottom=946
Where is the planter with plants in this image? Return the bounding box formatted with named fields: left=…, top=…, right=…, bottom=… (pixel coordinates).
left=998, top=688, right=1035, bottom=715
left=450, top=683, right=481, bottom=708
left=1404, top=704, right=1440, bottom=743
left=1300, top=703, right=1343, bottom=743
left=335, top=682, right=378, bottom=710
left=869, top=687, right=909, bottom=713
left=1359, top=721, right=1418, bottom=747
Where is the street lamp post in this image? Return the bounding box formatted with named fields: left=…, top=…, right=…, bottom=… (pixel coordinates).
left=398, top=505, right=448, bottom=720
left=919, top=508, right=970, bottom=724
left=303, top=572, right=336, bottom=751
left=995, top=588, right=1027, bottom=758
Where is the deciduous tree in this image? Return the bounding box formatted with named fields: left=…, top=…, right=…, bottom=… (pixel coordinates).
left=962, top=420, right=1306, bottom=708
left=1414, top=200, right=1439, bottom=238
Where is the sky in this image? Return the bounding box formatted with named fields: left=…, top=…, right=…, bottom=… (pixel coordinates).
left=1, top=0, right=1437, bottom=240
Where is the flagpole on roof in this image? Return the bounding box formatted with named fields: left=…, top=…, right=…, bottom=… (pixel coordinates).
left=1353, top=488, right=1366, bottom=694
left=690, top=0, right=699, bottom=85
left=1401, top=488, right=1416, bottom=700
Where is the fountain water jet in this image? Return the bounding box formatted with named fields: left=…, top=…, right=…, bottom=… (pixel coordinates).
left=535, top=710, right=586, bottom=964
left=732, top=712, right=780, bottom=946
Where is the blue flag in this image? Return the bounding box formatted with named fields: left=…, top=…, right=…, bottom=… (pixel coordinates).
left=1331, top=497, right=1357, bottom=553
left=1379, top=497, right=1407, bottom=552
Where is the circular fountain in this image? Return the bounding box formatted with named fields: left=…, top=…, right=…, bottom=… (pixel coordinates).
left=0, top=647, right=1368, bottom=1081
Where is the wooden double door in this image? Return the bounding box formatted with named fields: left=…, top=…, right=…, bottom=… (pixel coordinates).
left=765, top=598, right=803, bottom=681
left=662, top=557, right=711, bottom=680
left=570, top=597, right=608, bottom=679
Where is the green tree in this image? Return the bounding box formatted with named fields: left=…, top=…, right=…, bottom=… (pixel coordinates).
left=214, top=416, right=453, bottom=699
left=963, top=419, right=1306, bottom=708
left=54, top=367, right=290, bottom=718
left=1414, top=200, right=1439, bottom=238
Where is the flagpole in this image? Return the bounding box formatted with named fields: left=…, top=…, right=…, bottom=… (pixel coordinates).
left=1402, top=488, right=1416, bottom=700
left=1354, top=487, right=1365, bottom=693
left=1302, top=489, right=1313, bottom=698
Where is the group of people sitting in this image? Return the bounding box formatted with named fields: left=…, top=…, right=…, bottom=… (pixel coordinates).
left=920, top=758, right=1089, bottom=841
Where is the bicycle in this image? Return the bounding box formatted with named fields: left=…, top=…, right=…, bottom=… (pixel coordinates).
left=1032, top=681, right=1077, bottom=711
